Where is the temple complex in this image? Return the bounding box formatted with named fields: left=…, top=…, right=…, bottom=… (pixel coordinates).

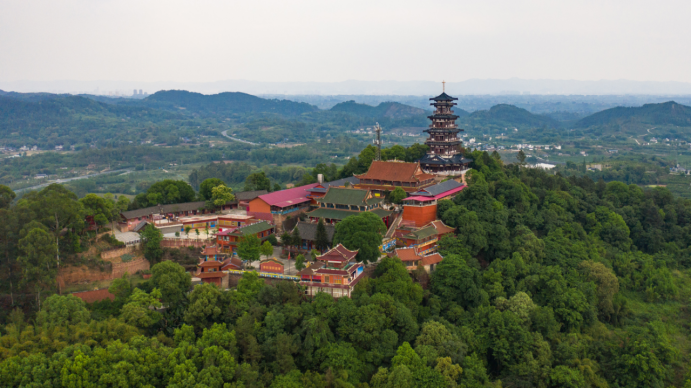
left=419, top=91, right=472, bottom=175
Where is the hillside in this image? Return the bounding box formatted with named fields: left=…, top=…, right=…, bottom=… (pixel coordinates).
left=0, top=94, right=183, bottom=149
left=576, top=101, right=691, bottom=128
left=143, top=90, right=318, bottom=117
left=465, top=104, right=560, bottom=128
left=330, top=100, right=436, bottom=118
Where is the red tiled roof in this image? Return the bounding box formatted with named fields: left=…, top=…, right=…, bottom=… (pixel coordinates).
left=421, top=253, right=443, bottom=266
left=201, top=246, right=225, bottom=256
left=356, top=161, right=435, bottom=182
left=221, top=257, right=243, bottom=270
left=426, top=220, right=456, bottom=235
left=389, top=247, right=422, bottom=261
left=257, top=184, right=320, bottom=208
left=260, top=257, right=284, bottom=266
left=317, top=243, right=359, bottom=262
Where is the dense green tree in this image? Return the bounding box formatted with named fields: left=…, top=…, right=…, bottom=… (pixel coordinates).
left=140, top=224, right=163, bottom=264
left=211, top=184, right=235, bottom=207
left=314, top=218, right=330, bottom=252
left=150, top=261, right=191, bottom=305
left=199, top=178, right=225, bottom=200
left=17, top=227, right=58, bottom=309
left=333, top=212, right=387, bottom=263
left=389, top=186, right=407, bottom=204
left=260, top=240, right=274, bottom=260
left=244, top=171, right=272, bottom=192
left=0, top=185, right=16, bottom=209
left=36, top=295, right=91, bottom=328
left=237, top=234, right=261, bottom=267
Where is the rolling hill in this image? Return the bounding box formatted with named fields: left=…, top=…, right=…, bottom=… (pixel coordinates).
left=142, top=90, right=318, bottom=117
left=465, top=104, right=560, bottom=128
left=576, top=101, right=691, bottom=128
left=329, top=100, right=440, bottom=118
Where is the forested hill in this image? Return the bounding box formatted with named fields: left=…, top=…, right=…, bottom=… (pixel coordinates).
left=576, top=101, right=691, bottom=128
left=465, top=104, right=560, bottom=128
left=330, top=100, right=439, bottom=118
left=0, top=94, right=179, bottom=136
left=142, top=90, right=319, bottom=117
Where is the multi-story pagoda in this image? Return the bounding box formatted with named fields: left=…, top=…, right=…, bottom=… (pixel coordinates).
left=419, top=89, right=472, bottom=175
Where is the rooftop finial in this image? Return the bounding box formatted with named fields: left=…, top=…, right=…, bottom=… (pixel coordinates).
left=442, top=80, right=445, bottom=92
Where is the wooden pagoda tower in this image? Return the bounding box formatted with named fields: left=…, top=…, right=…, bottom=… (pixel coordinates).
left=419, top=85, right=471, bottom=175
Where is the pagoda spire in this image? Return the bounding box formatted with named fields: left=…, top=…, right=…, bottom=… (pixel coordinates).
left=442, top=80, right=445, bottom=92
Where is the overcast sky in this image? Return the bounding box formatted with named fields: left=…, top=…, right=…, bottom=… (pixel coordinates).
left=0, top=0, right=689, bottom=83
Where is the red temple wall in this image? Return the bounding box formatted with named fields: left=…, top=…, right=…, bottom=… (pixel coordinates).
left=402, top=204, right=437, bottom=227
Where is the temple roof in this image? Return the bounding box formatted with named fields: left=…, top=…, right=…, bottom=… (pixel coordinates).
left=317, top=243, right=359, bottom=263
left=410, top=180, right=465, bottom=197
left=355, top=160, right=435, bottom=182
left=309, top=176, right=360, bottom=193
left=307, top=207, right=392, bottom=221
left=317, top=187, right=371, bottom=206
left=201, top=246, right=226, bottom=256
left=389, top=247, right=422, bottom=261
left=425, top=220, right=456, bottom=235
left=419, top=154, right=473, bottom=165
left=256, top=183, right=319, bottom=208
left=260, top=257, right=284, bottom=266
left=217, top=221, right=273, bottom=237
left=293, top=221, right=336, bottom=242
left=430, top=92, right=458, bottom=101
left=401, top=225, right=438, bottom=240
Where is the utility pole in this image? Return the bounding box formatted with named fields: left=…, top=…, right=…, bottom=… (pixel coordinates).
left=374, top=122, right=382, bottom=161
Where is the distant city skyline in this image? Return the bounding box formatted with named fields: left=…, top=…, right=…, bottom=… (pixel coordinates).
left=0, top=0, right=689, bottom=87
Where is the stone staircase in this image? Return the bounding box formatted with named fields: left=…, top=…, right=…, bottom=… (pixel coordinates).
left=385, top=210, right=403, bottom=239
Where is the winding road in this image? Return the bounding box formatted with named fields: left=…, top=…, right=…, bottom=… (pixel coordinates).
left=14, top=169, right=131, bottom=193
left=221, top=130, right=259, bottom=146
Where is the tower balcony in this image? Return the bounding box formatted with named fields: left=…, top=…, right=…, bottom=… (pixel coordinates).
left=425, top=139, right=460, bottom=145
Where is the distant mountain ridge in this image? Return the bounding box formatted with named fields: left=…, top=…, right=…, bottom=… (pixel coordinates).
left=143, top=90, right=318, bottom=117
left=329, top=100, right=434, bottom=119
left=465, top=104, right=559, bottom=128
left=2, top=78, right=690, bottom=95
left=576, top=101, right=691, bottom=128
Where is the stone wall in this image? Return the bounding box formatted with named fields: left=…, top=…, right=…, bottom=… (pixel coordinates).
left=162, top=238, right=212, bottom=248
left=101, top=246, right=134, bottom=260
left=112, top=258, right=150, bottom=278
left=72, top=289, right=115, bottom=303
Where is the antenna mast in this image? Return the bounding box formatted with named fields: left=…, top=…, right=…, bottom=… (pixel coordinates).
left=374, top=123, right=382, bottom=160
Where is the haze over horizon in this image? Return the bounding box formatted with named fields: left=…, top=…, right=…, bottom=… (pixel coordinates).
left=0, top=0, right=689, bottom=96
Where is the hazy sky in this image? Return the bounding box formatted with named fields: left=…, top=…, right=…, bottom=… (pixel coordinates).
left=0, top=0, right=689, bottom=83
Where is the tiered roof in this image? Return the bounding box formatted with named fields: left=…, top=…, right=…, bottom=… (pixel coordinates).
left=389, top=247, right=444, bottom=267
left=430, top=92, right=458, bottom=102
left=400, top=220, right=455, bottom=241
left=317, top=243, right=358, bottom=264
